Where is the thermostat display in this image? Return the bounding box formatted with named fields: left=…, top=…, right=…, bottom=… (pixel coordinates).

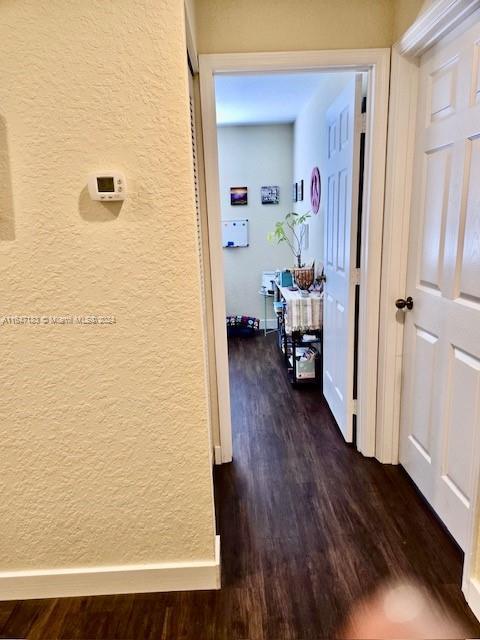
left=97, top=176, right=115, bottom=192
left=88, top=171, right=126, bottom=201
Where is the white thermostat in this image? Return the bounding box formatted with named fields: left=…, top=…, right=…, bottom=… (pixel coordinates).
left=88, top=171, right=126, bottom=201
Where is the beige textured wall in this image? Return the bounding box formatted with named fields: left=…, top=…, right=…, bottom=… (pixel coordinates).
left=195, top=0, right=427, bottom=53
left=196, top=0, right=395, bottom=53
left=393, top=0, right=425, bottom=42
left=0, top=0, right=216, bottom=571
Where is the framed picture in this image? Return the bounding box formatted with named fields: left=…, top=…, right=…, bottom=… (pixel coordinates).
left=310, top=167, right=321, bottom=214
left=230, top=186, right=248, bottom=206
left=261, top=186, right=280, bottom=205
left=293, top=182, right=298, bottom=203
left=298, top=179, right=304, bottom=201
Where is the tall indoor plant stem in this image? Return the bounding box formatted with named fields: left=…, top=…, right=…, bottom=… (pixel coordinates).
left=267, top=212, right=311, bottom=268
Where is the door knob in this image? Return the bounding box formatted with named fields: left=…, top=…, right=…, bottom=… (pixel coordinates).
left=395, top=296, right=414, bottom=310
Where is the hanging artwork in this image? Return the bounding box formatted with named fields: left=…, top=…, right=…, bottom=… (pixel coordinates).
left=310, top=167, right=321, bottom=214
left=293, top=182, right=298, bottom=203
left=230, top=186, right=248, bottom=206
left=261, top=186, right=280, bottom=205
left=298, top=179, right=304, bottom=201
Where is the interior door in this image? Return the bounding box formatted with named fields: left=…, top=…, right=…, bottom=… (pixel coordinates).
left=399, top=13, right=480, bottom=551
left=323, top=75, right=363, bottom=441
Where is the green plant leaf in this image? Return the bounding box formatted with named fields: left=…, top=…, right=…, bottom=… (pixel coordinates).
left=267, top=211, right=312, bottom=262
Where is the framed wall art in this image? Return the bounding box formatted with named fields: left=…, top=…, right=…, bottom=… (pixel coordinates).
left=298, top=179, right=304, bottom=201
left=261, top=186, right=280, bottom=205
left=310, top=167, right=321, bottom=214
left=230, top=186, right=248, bottom=206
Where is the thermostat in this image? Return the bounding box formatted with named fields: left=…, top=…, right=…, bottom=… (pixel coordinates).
left=88, top=171, right=126, bottom=201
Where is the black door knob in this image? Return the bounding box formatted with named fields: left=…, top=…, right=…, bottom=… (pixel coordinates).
left=395, top=296, right=414, bottom=310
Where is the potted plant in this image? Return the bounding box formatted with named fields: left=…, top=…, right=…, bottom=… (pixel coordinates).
left=268, top=212, right=314, bottom=290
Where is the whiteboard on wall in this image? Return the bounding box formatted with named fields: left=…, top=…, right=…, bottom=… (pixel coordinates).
left=222, top=219, right=249, bottom=248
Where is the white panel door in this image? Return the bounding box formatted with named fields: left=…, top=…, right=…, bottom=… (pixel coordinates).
left=323, top=76, right=362, bottom=441
left=400, top=14, right=480, bottom=551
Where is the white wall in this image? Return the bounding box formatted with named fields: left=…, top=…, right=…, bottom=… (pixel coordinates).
left=293, top=73, right=356, bottom=274
left=217, top=125, right=293, bottom=325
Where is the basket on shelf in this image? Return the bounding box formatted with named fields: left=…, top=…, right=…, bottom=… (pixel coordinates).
left=292, top=266, right=315, bottom=290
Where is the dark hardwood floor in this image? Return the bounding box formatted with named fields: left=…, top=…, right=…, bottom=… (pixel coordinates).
left=1, top=333, right=479, bottom=639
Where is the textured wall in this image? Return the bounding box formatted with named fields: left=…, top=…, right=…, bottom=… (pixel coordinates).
left=392, top=0, right=425, bottom=42
left=195, top=0, right=428, bottom=53
left=218, top=125, right=293, bottom=322
left=196, top=0, right=395, bottom=53
left=0, top=0, right=216, bottom=570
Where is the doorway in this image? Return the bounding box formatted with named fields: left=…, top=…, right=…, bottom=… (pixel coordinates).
left=216, top=70, right=366, bottom=446
left=199, top=50, right=390, bottom=463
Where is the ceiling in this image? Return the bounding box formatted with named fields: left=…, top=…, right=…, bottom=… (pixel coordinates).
left=215, top=72, right=344, bottom=126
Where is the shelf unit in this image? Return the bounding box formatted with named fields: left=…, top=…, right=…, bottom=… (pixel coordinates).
left=274, top=298, right=323, bottom=387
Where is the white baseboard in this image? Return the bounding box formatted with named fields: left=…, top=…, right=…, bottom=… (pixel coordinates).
left=214, top=445, right=223, bottom=465
left=465, top=577, right=480, bottom=622
left=0, top=535, right=221, bottom=601
left=259, top=318, right=277, bottom=330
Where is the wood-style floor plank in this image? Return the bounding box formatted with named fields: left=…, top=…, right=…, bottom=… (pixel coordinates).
left=1, top=333, right=479, bottom=638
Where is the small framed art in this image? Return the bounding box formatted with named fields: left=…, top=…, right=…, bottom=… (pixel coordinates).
left=261, top=186, right=280, bottom=205
left=298, top=179, right=304, bottom=201
left=230, top=186, right=248, bottom=206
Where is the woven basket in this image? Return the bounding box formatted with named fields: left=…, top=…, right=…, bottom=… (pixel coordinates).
left=292, top=267, right=314, bottom=290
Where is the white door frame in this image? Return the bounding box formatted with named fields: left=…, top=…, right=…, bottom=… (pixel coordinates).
left=378, top=0, right=480, bottom=619
left=199, top=49, right=390, bottom=463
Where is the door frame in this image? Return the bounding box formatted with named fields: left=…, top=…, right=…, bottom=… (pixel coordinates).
left=378, top=0, right=480, bottom=619
left=198, top=48, right=390, bottom=463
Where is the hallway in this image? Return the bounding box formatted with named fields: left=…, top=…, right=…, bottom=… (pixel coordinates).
left=1, top=334, right=479, bottom=638
left=216, top=334, right=480, bottom=637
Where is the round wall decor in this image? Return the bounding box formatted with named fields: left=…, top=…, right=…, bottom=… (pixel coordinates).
left=310, top=166, right=321, bottom=214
